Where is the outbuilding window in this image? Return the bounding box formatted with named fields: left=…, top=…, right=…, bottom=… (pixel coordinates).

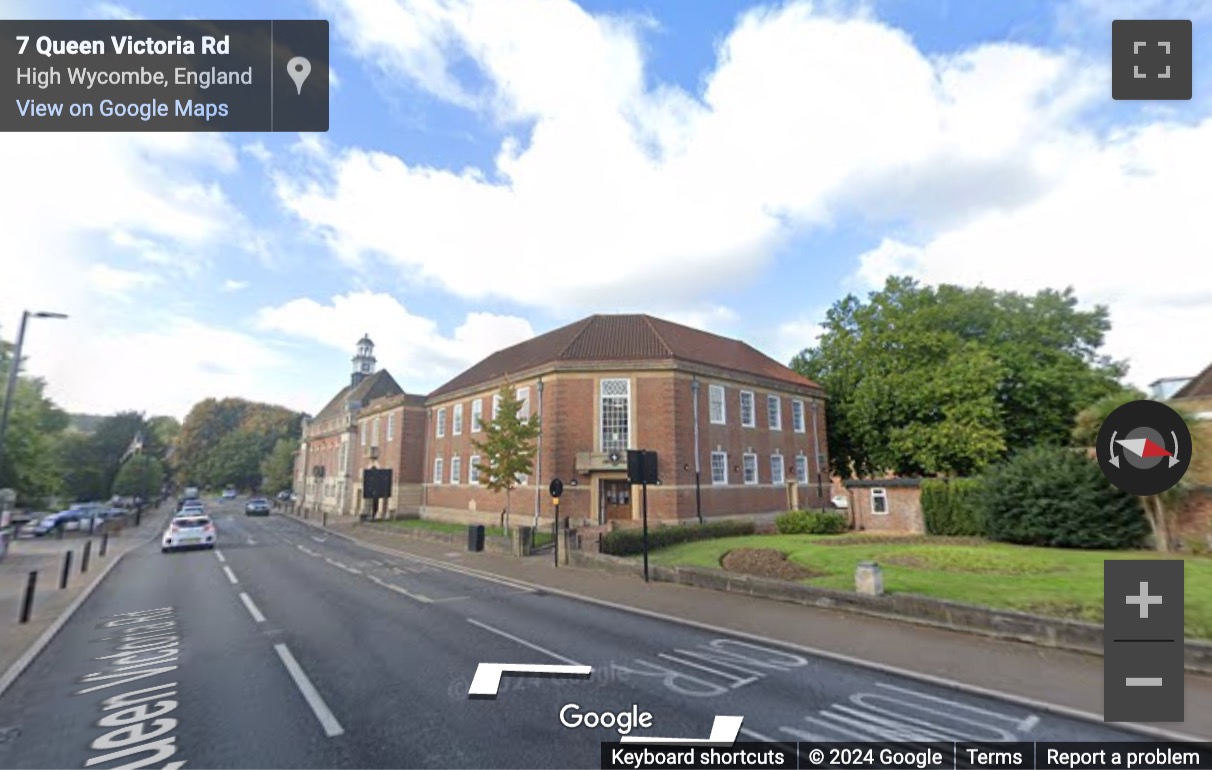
left=871, top=488, right=889, bottom=514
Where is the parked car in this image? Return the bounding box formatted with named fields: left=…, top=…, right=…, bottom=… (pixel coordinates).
left=245, top=498, right=270, bottom=516
left=276, top=490, right=291, bottom=502
left=162, top=515, right=216, bottom=552
left=221, top=488, right=237, bottom=500
left=33, top=511, right=83, bottom=536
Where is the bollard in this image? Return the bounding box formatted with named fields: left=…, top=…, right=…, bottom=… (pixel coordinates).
left=82, top=540, right=92, bottom=573
left=19, top=571, right=37, bottom=623
left=60, top=551, right=72, bottom=589
left=855, top=561, right=884, bottom=596
left=135, top=508, right=142, bottom=527
left=100, top=532, right=109, bottom=556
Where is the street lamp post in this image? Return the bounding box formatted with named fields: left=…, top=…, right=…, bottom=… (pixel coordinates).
left=0, top=310, right=68, bottom=469
left=691, top=377, right=703, bottom=524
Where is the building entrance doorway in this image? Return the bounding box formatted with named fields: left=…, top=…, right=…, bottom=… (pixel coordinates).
left=600, top=479, right=632, bottom=523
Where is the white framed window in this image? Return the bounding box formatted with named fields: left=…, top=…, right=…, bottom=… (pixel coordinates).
left=767, top=395, right=782, bottom=430
left=600, top=378, right=630, bottom=453
left=742, top=453, right=758, bottom=485
left=469, top=455, right=480, bottom=484
left=492, top=394, right=501, bottom=421
left=516, top=387, right=530, bottom=419
left=795, top=455, right=809, bottom=484
left=710, top=451, right=727, bottom=484
left=340, top=442, right=349, bottom=474
left=453, top=404, right=464, bottom=435
left=871, top=488, right=889, bottom=514
left=436, top=408, right=446, bottom=438
left=792, top=400, right=805, bottom=432
left=471, top=399, right=483, bottom=432
left=387, top=413, right=395, bottom=441
left=372, top=416, right=381, bottom=446
left=740, top=391, right=755, bottom=428
left=450, top=455, right=461, bottom=485
left=709, top=385, right=726, bottom=424
left=770, top=454, right=785, bottom=485
left=361, top=424, right=367, bottom=446
left=433, top=457, right=444, bottom=485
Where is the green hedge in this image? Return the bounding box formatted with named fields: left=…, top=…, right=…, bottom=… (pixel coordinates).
left=600, top=519, right=756, bottom=556
left=921, top=478, right=984, bottom=536
left=775, top=509, right=848, bottom=535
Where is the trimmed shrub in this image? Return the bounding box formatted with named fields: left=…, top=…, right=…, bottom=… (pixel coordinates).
left=921, top=478, right=985, bottom=536
left=975, top=446, right=1148, bottom=549
left=775, top=509, right=848, bottom=535
left=600, top=519, right=755, bottom=556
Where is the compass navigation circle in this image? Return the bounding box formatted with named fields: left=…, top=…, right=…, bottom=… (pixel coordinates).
left=1097, top=399, right=1192, bottom=497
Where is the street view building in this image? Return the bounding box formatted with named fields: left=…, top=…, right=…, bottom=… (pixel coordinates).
left=296, top=315, right=829, bottom=526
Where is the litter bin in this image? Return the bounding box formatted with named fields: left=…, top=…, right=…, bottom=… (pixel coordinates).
left=467, top=524, right=485, bottom=552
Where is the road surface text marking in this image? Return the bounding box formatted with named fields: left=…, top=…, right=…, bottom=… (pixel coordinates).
left=274, top=643, right=344, bottom=738
left=620, top=715, right=744, bottom=745
left=222, top=566, right=238, bottom=585
left=467, top=619, right=581, bottom=665
left=239, top=593, right=266, bottom=623
left=468, top=663, right=592, bottom=699
left=80, top=607, right=186, bottom=769
left=612, top=638, right=809, bottom=698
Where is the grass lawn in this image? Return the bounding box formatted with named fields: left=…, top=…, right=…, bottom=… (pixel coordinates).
left=387, top=518, right=508, bottom=539
left=648, top=534, right=1212, bottom=640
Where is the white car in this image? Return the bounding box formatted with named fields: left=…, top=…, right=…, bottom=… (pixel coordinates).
left=162, top=515, right=216, bottom=552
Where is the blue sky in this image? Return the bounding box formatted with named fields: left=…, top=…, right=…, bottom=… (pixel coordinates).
left=4, top=0, right=1210, bottom=419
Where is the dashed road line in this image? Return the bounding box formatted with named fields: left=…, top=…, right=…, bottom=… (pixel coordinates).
left=274, top=643, right=344, bottom=738
left=239, top=592, right=266, bottom=623
left=296, top=544, right=319, bottom=557
left=214, top=549, right=226, bottom=563
left=223, top=566, right=239, bottom=585
left=367, top=574, right=433, bottom=603
left=466, top=618, right=581, bottom=665
left=247, top=538, right=257, bottom=546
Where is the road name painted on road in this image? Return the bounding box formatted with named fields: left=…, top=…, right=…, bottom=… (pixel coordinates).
left=611, top=638, right=809, bottom=697
left=77, top=606, right=186, bottom=769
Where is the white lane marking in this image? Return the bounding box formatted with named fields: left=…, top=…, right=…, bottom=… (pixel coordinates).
left=466, top=618, right=581, bottom=665
left=312, top=535, right=326, bottom=543
left=296, top=544, right=319, bottom=557
left=620, top=715, right=743, bottom=745
left=239, top=592, right=266, bottom=623
left=214, top=550, right=226, bottom=563
left=333, top=539, right=534, bottom=592
left=223, top=566, right=238, bottom=585
left=247, top=538, right=257, bottom=546
left=273, top=643, right=344, bottom=738
left=366, top=574, right=433, bottom=603
left=739, top=727, right=778, bottom=742
left=468, top=663, right=592, bottom=697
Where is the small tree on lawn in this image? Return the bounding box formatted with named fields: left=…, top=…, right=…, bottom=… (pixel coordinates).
left=469, top=381, right=540, bottom=533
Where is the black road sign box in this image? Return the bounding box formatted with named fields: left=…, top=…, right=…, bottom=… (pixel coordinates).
left=362, top=468, right=393, bottom=498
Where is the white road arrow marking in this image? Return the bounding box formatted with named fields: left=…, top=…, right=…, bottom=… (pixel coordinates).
left=467, top=663, right=591, bottom=699
left=620, top=715, right=745, bottom=745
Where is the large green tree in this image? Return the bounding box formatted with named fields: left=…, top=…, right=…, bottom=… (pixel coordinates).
left=792, top=277, right=1124, bottom=478
left=112, top=455, right=166, bottom=500
left=0, top=336, right=71, bottom=507
left=469, top=382, right=541, bottom=531
left=176, top=397, right=303, bottom=490
left=260, top=438, right=297, bottom=495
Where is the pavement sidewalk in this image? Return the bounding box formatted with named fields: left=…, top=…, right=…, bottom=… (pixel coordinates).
left=302, top=513, right=1212, bottom=740
left=0, top=506, right=169, bottom=694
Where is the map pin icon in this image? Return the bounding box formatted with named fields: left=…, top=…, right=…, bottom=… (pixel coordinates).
left=287, top=57, right=311, bottom=95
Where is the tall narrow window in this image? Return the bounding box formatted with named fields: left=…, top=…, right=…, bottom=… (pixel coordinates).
left=740, top=391, right=755, bottom=427
left=436, top=408, right=446, bottom=438
left=710, top=451, right=728, bottom=484
left=600, top=378, right=630, bottom=453
left=387, top=413, right=395, bottom=441
left=453, top=404, right=464, bottom=435
left=767, top=395, right=782, bottom=430
left=795, top=455, right=809, bottom=484
left=709, top=385, right=726, bottom=424
left=792, top=400, right=805, bottom=432
left=469, top=455, right=480, bottom=484
left=872, top=488, right=889, bottom=514
left=433, top=457, right=444, bottom=485
left=770, top=454, right=785, bottom=484
left=516, top=387, right=530, bottom=419
left=492, top=394, right=501, bottom=421
left=742, top=453, right=758, bottom=484
left=372, top=416, right=380, bottom=446
left=471, top=399, right=483, bottom=432
left=450, top=456, right=461, bottom=485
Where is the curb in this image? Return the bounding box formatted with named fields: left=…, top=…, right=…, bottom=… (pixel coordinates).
left=0, top=515, right=165, bottom=700
left=277, top=512, right=1208, bottom=742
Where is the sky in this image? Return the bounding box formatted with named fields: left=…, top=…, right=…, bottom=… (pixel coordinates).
left=3, top=0, right=1211, bottom=420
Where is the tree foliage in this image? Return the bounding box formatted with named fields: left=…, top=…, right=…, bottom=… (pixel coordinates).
left=975, top=446, right=1148, bottom=549
left=260, top=438, right=297, bottom=494
left=0, top=336, right=70, bottom=507
left=791, top=277, right=1125, bottom=478
left=1071, top=387, right=1147, bottom=447
left=175, top=397, right=302, bottom=490
left=469, top=382, right=540, bottom=525
left=112, top=455, right=166, bottom=500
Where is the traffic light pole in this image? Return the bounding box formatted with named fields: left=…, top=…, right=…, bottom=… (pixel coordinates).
left=641, top=476, right=649, bottom=583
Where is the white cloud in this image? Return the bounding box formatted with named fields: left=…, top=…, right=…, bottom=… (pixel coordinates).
left=852, top=115, right=1212, bottom=388
left=331, top=66, right=341, bottom=90
left=89, top=265, right=161, bottom=297
left=291, top=0, right=1208, bottom=387
left=223, top=279, right=249, bottom=292
left=765, top=318, right=827, bottom=368
left=255, top=292, right=536, bottom=393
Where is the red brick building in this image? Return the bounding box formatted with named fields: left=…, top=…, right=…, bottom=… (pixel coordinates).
left=421, top=314, right=829, bottom=526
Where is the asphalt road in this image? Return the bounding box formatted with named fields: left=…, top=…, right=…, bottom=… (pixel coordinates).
left=0, top=500, right=1158, bottom=768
